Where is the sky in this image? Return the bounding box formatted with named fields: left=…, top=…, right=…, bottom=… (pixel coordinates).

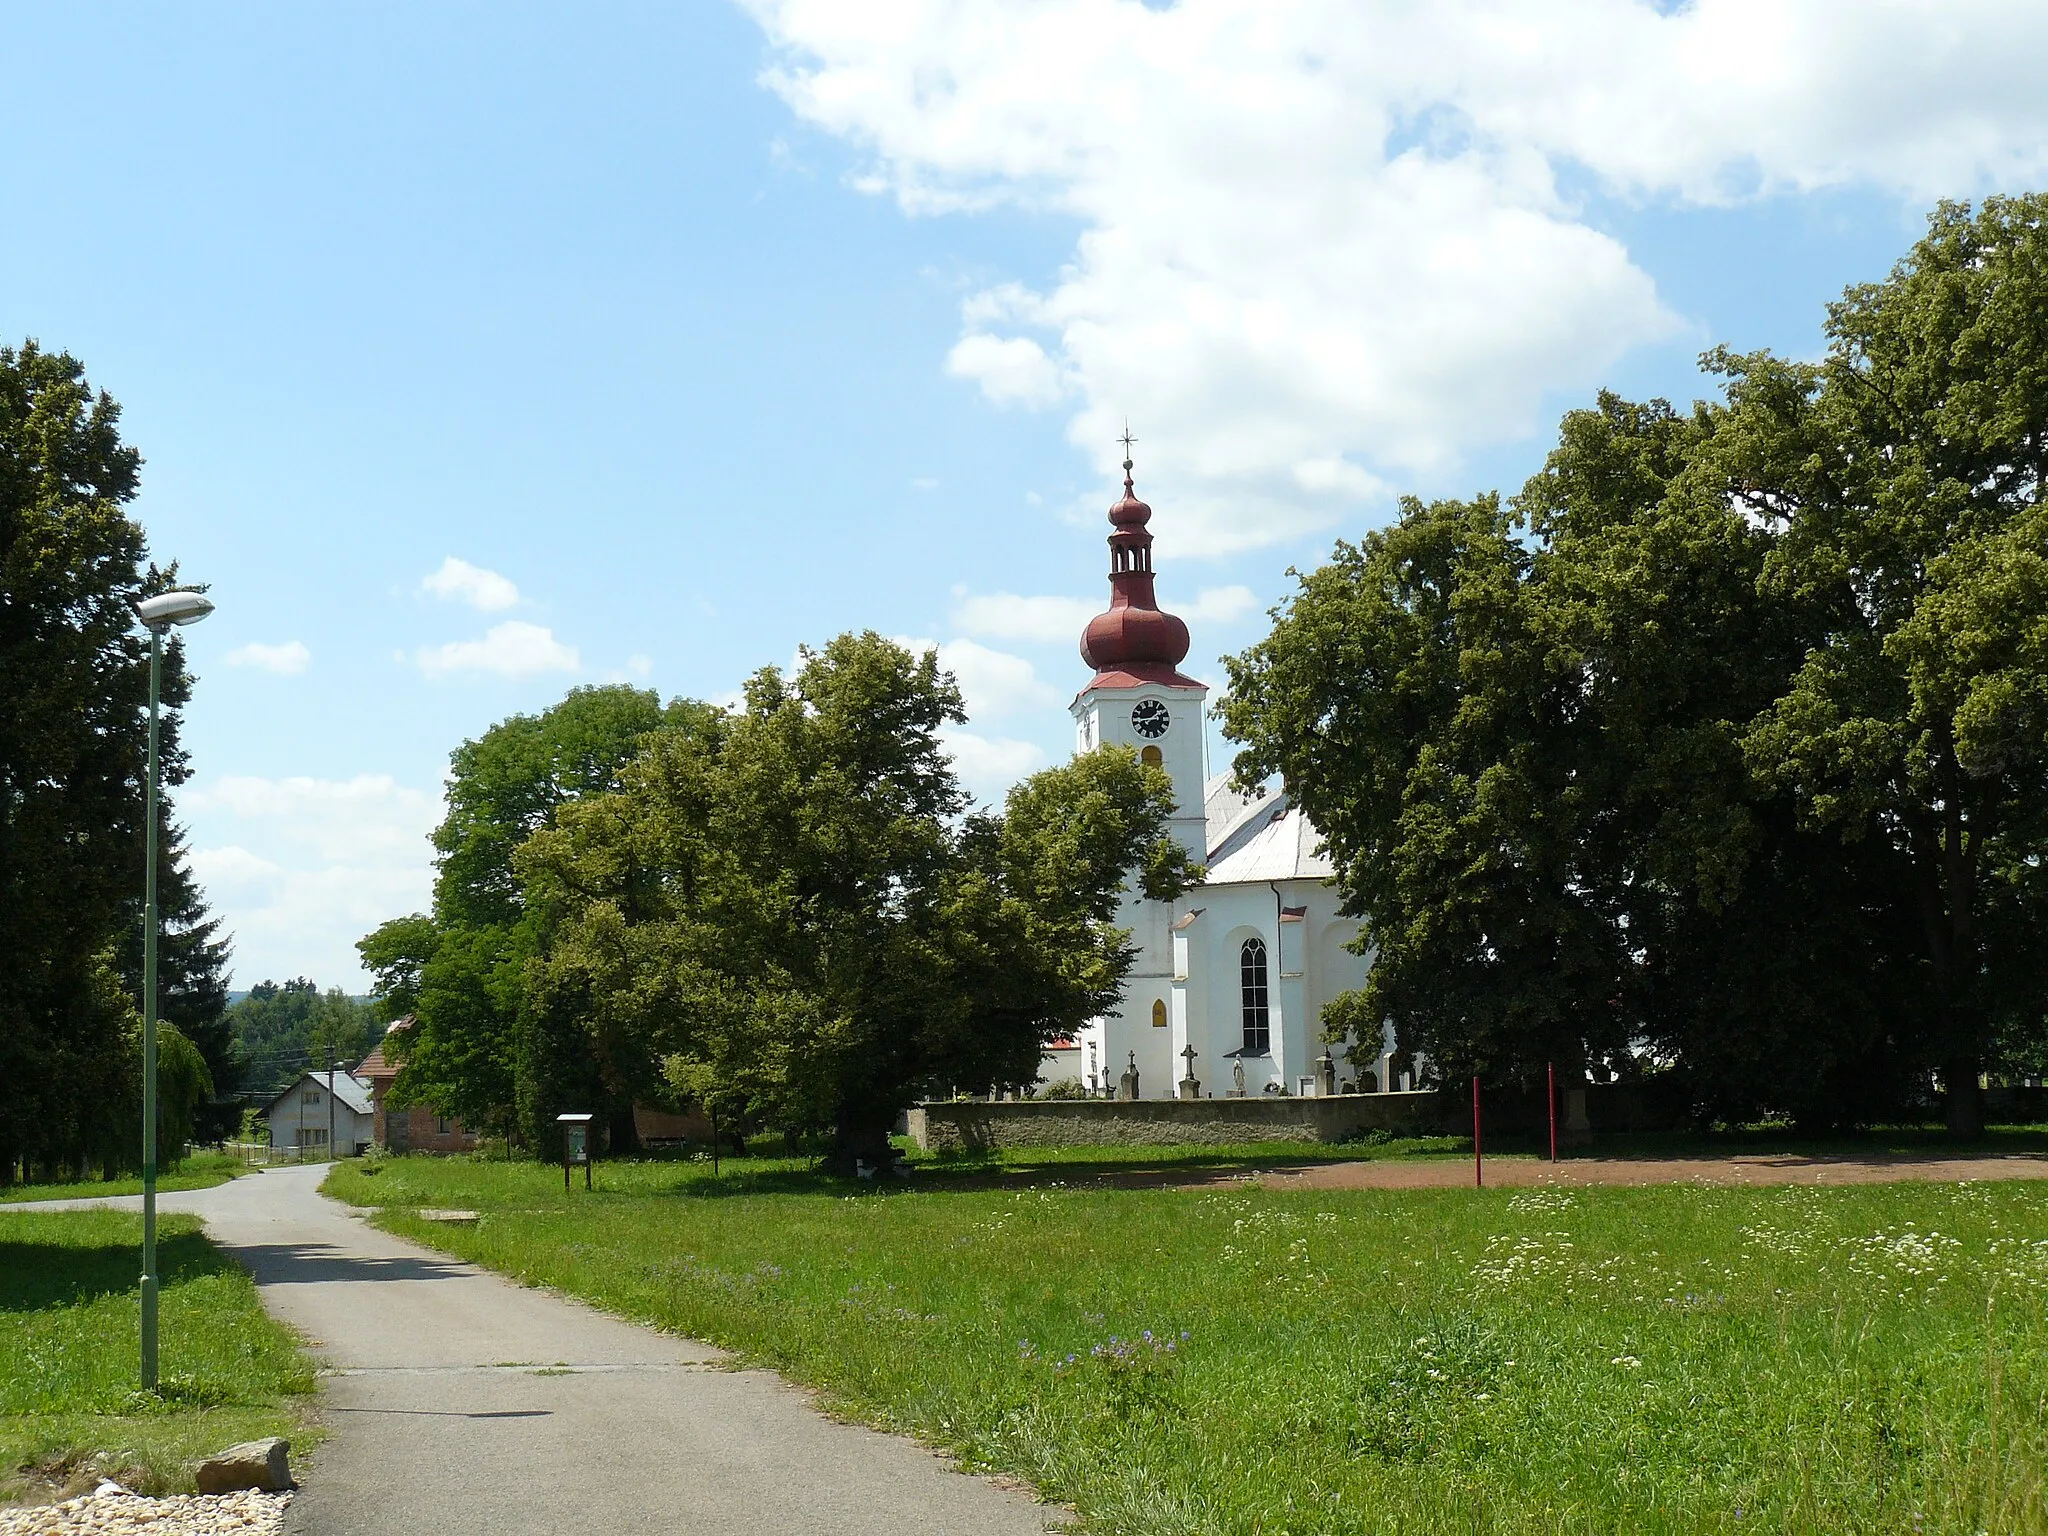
left=4, top=1, right=2045, bottom=990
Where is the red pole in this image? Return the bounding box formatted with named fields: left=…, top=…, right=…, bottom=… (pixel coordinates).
left=1548, top=1060, right=1558, bottom=1163
left=1472, top=1075, right=1483, bottom=1188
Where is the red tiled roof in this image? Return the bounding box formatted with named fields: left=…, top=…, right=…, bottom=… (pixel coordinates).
left=355, top=1015, right=415, bottom=1082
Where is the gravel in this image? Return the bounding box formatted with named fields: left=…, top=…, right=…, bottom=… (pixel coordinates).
left=0, top=1484, right=288, bottom=1536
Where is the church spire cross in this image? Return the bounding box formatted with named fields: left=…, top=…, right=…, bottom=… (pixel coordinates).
left=1118, top=423, right=1138, bottom=487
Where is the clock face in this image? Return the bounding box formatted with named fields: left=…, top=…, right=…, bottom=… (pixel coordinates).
left=1131, top=699, right=1171, bottom=739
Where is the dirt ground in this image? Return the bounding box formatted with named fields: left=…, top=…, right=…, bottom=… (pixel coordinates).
left=1251, top=1151, right=2048, bottom=1192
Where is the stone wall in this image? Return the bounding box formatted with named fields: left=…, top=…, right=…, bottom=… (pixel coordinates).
left=908, top=1092, right=1460, bottom=1151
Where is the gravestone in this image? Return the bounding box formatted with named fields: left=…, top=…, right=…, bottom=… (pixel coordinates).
left=1118, top=1049, right=1141, bottom=1101
left=1178, top=1043, right=1201, bottom=1101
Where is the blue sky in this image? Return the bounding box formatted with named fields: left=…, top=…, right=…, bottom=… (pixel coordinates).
left=3, top=2, right=2042, bottom=987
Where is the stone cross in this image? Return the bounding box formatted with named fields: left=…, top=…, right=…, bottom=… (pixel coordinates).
left=1118, top=1048, right=1141, bottom=1102
left=1178, top=1043, right=1200, bottom=1101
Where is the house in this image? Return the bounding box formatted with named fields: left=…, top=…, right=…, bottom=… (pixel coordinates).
left=263, top=1071, right=375, bottom=1157
left=355, top=1018, right=711, bottom=1153
left=356, top=1019, right=478, bottom=1153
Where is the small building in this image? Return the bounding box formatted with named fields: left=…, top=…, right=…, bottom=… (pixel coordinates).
left=356, top=1019, right=478, bottom=1154
left=263, top=1071, right=374, bottom=1157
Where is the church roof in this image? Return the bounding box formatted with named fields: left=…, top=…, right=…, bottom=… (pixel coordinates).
left=1201, top=774, right=1336, bottom=884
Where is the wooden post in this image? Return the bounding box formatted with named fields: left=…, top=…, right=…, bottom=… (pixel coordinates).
left=1472, top=1075, right=1483, bottom=1188
left=1548, top=1061, right=1558, bottom=1163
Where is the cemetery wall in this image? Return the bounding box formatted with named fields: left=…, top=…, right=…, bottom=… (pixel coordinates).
left=908, top=1092, right=1459, bottom=1151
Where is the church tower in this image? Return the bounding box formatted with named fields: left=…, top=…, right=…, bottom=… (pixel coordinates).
left=1071, top=442, right=1208, bottom=860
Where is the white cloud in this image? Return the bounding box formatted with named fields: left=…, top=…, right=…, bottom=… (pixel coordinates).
left=225, top=640, right=311, bottom=676
left=1185, top=585, right=1260, bottom=625
left=745, top=0, right=2048, bottom=554
left=951, top=591, right=1098, bottom=644
left=184, top=773, right=442, bottom=988
left=625, top=653, right=653, bottom=678
left=940, top=727, right=1047, bottom=805
left=421, top=556, right=520, bottom=612
left=900, top=635, right=1059, bottom=720
left=945, top=333, right=1066, bottom=408
left=415, top=621, right=580, bottom=679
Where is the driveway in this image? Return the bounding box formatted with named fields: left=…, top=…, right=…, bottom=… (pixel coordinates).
left=5, top=1166, right=1055, bottom=1536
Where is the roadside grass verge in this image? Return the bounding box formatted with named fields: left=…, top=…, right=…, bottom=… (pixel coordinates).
left=0, top=1210, right=316, bottom=1504
left=0, top=1151, right=248, bottom=1206
left=329, top=1151, right=2048, bottom=1535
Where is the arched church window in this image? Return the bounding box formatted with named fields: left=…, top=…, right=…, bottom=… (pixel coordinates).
left=1240, top=938, right=1271, bottom=1055
left=1141, top=745, right=1163, bottom=767
left=1151, top=998, right=1167, bottom=1029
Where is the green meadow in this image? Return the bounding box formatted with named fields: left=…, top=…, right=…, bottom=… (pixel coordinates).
left=327, top=1151, right=2048, bottom=1535
left=0, top=1210, right=314, bottom=1503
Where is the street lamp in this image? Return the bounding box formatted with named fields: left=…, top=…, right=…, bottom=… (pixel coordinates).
left=134, top=588, right=213, bottom=1391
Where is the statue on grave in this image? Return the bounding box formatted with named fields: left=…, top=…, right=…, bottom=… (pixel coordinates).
left=1229, top=1058, right=1247, bottom=1097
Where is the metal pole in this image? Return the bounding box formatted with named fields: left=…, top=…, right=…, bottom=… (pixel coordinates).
left=1472, top=1075, right=1483, bottom=1189
left=140, top=628, right=162, bottom=1391
left=1548, top=1061, right=1558, bottom=1163
left=327, top=1049, right=336, bottom=1162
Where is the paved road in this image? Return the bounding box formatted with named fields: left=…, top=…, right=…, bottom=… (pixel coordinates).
left=4, top=1167, right=1055, bottom=1536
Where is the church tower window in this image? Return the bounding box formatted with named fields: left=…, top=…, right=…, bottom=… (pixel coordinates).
left=1240, top=938, right=1271, bottom=1055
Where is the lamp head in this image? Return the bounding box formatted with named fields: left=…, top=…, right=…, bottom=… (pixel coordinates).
left=135, top=591, right=215, bottom=631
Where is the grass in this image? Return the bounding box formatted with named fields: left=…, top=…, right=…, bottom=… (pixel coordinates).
left=0, top=1209, right=316, bottom=1504
left=326, top=1147, right=2048, bottom=1535
left=0, top=1150, right=248, bottom=1205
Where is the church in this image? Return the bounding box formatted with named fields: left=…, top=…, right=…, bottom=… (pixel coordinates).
left=1039, top=453, right=1392, bottom=1101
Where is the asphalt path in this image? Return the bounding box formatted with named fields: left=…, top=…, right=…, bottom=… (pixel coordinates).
left=4, top=1167, right=1056, bottom=1536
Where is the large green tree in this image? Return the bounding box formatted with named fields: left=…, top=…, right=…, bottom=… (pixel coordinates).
left=1225, top=199, right=2048, bottom=1131
left=1715, top=196, right=2048, bottom=1132
left=358, top=685, right=711, bottom=1143
left=0, top=342, right=225, bottom=1179
left=516, top=631, right=1197, bottom=1167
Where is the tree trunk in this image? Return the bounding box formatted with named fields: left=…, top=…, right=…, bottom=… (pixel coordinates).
left=1942, top=1055, right=1985, bottom=1138
left=826, top=1117, right=896, bottom=1176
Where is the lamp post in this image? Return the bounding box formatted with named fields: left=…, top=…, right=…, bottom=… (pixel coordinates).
left=133, top=589, right=214, bottom=1391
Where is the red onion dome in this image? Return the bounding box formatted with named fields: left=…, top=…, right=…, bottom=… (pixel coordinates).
left=1077, top=453, right=1195, bottom=679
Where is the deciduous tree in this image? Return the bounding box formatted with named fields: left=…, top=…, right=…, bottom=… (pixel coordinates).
left=518, top=632, right=1196, bottom=1167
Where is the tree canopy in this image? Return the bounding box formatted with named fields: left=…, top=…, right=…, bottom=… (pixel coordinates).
left=516, top=631, right=1196, bottom=1164
left=0, top=342, right=228, bottom=1179
left=357, top=685, right=712, bottom=1143
left=226, top=978, right=381, bottom=1101
left=359, top=637, right=1195, bottom=1165
left=1223, top=197, right=2048, bottom=1131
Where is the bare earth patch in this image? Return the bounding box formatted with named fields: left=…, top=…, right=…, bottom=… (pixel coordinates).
left=1258, top=1150, right=2048, bottom=1191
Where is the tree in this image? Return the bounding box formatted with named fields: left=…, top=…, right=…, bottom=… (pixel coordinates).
left=0, top=341, right=224, bottom=1180
left=357, top=685, right=711, bottom=1143
left=225, top=979, right=380, bottom=1101
left=115, top=819, right=235, bottom=1138
left=1715, top=195, right=2048, bottom=1133
left=517, top=631, right=1196, bottom=1167
left=1222, top=199, right=2048, bottom=1133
